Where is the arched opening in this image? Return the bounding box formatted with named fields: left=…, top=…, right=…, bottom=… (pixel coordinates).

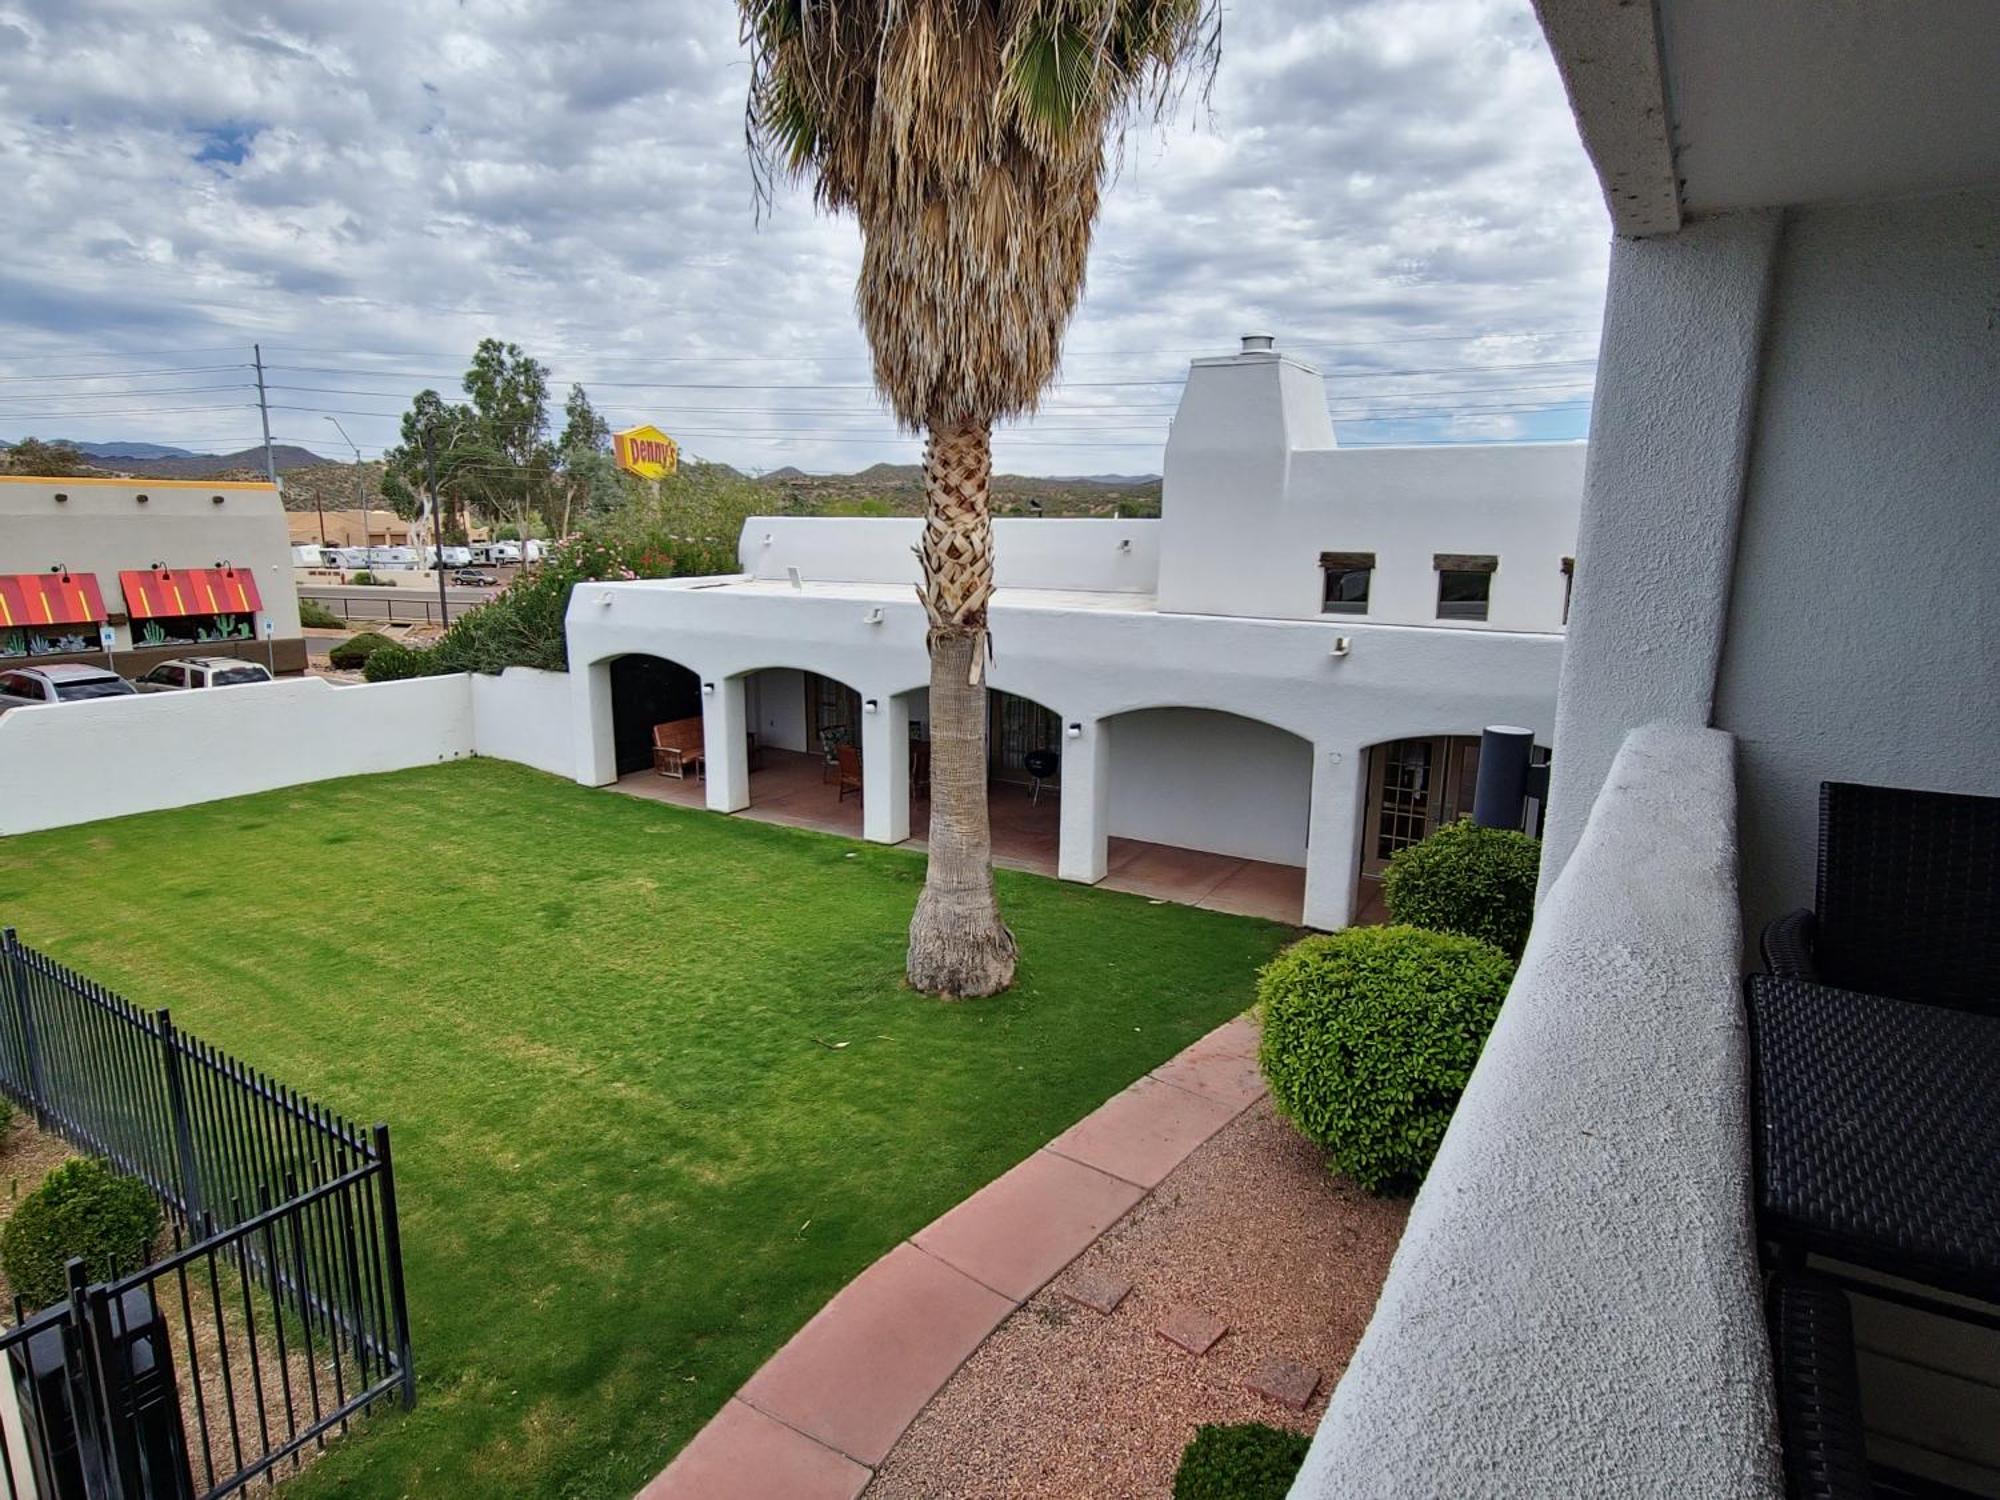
left=608, top=654, right=702, bottom=777
left=1354, top=734, right=1486, bottom=923
left=1100, top=706, right=1312, bottom=922
left=735, top=668, right=873, bottom=834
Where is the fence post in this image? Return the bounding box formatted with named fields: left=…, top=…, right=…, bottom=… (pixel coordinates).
left=63, top=1259, right=118, bottom=1500
left=371, top=1123, right=417, bottom=1410
left=155, top=1011, right=205, bottom=1227
left=3, top=929, right=49, bottom=1126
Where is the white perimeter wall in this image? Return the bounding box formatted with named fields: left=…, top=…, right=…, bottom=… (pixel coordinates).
left=742, top=517, right=1160, bottom=595
left=0, top=667, right=572, bottom=836
left=1108, top=709, right=1313, bottom=865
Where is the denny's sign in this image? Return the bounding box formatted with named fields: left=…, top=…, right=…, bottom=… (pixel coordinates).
left=613, top=425, right=679, bottom=481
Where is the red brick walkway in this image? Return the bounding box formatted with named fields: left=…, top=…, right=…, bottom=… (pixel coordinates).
left=636, top=1015, right=1266, bottom=1500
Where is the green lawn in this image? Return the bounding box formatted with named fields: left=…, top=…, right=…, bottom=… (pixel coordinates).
left=0, top=759, right=1290, bottom=1497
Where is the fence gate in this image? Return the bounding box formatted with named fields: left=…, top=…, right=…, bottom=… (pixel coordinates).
left=0, top=929, right=414, bottom=1499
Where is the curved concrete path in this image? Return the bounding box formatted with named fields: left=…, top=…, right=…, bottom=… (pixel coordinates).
left=637, top=1014, right=1267, bottom=1500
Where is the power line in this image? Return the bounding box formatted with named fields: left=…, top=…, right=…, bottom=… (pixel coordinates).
left=0, top=363, right=248, bottom=384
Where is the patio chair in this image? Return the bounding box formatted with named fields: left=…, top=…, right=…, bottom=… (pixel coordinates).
left=1762, top=781, right=2000, bottom=1014
left=819, top=726, right=850, bottom=784
left=1767, top=1270, right=1872, bottom=1500
left=835, top=743, right=862, bottom=803
left=651, top=718, right=706, bottom=781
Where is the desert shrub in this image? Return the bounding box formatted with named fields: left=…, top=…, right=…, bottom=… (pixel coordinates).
left=1259, top=926, right=1515, bottom=1192
left=362, top=643, right=445, bottom=683
left=347, top=571, right=395, bottom=586
left=1382, top=817, right=1542, bottom=959
left=1, top=1159, right=161, bottom=1310
left=297, top=597, right=344, bottom=629
left=1173, top=1423, right=1310, bottom=1500
left=327, top=631, right=397, bottom=670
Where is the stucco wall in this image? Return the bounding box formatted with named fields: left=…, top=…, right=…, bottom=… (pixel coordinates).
left=741, top=516, right=1160, bottom=595
left=1157, top=350, right=1585, bottom=630
left=468, top=667, right=574, bottom=778
left=746, top=666, right=810, bottom=753
left=0, top=676, right=473, bottom=835
left=1107, top=708, right=1312, bottom=865
left=0, top=667, right=577, bottom=834
left=0, top=477, right=303, bottom=648
left=1291, top=724, right=1781, bottom=1499
left=1711, top=187, right=2000, bottom=941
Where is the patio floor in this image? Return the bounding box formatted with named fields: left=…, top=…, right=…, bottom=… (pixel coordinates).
left=609, top=749, right=1308, bottom=925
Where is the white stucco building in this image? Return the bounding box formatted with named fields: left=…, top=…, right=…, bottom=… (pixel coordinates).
left=1293, top=3, right=2000, bottom=1497
left=563, top=338, right=1585, bottom=928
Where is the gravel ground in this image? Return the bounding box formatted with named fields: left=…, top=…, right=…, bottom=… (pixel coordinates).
left=866, top=1097, right=1409, bottom=1499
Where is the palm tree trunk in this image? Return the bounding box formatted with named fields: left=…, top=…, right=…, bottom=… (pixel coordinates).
left=907, top=417, right=1017, bottom=997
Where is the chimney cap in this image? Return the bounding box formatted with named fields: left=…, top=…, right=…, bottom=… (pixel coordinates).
left=1240, top=332, right=1276, bottom=353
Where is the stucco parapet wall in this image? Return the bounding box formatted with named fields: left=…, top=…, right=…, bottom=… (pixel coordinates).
left=1290, top=723, right=1782, bottom=1498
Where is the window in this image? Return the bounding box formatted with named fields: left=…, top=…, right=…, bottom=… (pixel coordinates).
left=1319, top=551, right=1375, bottom=615
left=1560, top=556, right=1575, bottom=625
left=54, top=677, right=135, bottom=702
left=212, top=667, right=270, bottom=686
left=1434, top=553, right=1497, bottom=621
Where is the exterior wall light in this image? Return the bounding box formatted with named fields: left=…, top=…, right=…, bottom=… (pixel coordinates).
left=863, top=607, right=884, bottom=625
left=1066, top=722, right=1083, bottom=739
left=595, top=590, right=613, bottom=607
left=1119, top=538, right=1132, bottom=552
left=48, top=562, right=68, bottom=579
left=864, top=699, right=879, bottom=714
left=53, top=492, right=68, bottom=503
left=135, top=493, right=149, bottom=504
left=702, top=682, right=716, bottom=696
left=1329, top=637, right=1352, bottom=658
left=211, top=494, right=225, bottom=505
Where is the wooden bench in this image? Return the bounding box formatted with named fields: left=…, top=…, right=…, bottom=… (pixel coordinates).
left=652, top=718, right=706, bottom=780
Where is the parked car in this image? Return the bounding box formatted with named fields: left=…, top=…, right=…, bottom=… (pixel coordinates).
left=0, top=664, right=138, bottom=711
left=133, top=658, right=276, bottom=693
left=452, top=569, right=499, bottom=588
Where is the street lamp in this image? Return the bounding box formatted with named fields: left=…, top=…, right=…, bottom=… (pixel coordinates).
left=323, top=417, right=367, bottom=556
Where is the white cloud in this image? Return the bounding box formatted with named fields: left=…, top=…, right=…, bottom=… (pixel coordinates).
left=0, top=0, right=1609, bottom=473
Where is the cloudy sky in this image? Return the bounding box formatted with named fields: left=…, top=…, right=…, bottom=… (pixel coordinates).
left=0, top=0, right=1610, bottom=475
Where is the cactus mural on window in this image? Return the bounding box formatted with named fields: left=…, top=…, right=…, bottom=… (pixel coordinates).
left=139, top=620, right=168, bottom=646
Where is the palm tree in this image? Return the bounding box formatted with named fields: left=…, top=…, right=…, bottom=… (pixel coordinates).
left=738, top=0, right=1216, bottom=998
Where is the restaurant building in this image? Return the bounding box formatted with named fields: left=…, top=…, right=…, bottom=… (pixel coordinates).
left=0, top=476, right=306, bottom=676
left=563, top=337, right=1586, bottom=928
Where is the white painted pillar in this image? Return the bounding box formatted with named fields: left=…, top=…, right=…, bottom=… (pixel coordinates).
left=1057, top=717, right=1109, bottom=884
left=571, top=658, right=617, bottom=786
left=1303, top=744, right=1367, bottom=931
left=861, top=690, right=911, bottom=844
left=703, top=675, right=750, bottom=813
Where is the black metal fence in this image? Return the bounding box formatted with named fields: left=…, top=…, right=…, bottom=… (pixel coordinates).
left=0, top=929, right=413, bottom=1499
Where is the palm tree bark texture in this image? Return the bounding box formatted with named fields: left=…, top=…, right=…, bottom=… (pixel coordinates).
left=909, top=417, right=1016, bottom=995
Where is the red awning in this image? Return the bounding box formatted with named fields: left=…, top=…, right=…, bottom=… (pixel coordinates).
left=0, top=572, right=108, bottom=629
left=119, top=567, right=263, bottom=620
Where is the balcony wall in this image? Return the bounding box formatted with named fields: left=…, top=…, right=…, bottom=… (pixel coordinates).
left=1290, top=723, right=1781, bottom=1497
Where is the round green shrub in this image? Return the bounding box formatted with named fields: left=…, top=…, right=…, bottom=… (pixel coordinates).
left=1258, top=926, right=1515, bottom=1193
left=2, top=1159, right=162, bottom=1310
left=1174, top=1423, right=1310, bottom=1500
left=361, top=643, right=443, bottom=683
left=327, top=631, right=396, bottom=670
left=1382, top=816, right=1542, bottom=959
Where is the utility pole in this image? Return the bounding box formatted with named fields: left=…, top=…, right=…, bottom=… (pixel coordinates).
left=253, top=343, right=306, bottom=541
left=323, top=416, right=371, bottom=572
left=421, top=422, right=452, bottom=629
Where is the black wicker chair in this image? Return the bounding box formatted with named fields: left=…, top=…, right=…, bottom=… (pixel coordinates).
left=1768, top=1270, right=1873, bottom=1500
left=1761, top=781, right=2000, bottom=1015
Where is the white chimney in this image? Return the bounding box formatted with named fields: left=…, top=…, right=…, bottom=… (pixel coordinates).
left=1240, top=332, right=1276, bottom=353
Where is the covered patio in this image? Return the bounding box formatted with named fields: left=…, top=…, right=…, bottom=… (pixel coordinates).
left=608, top=749, right=1305, bottom=925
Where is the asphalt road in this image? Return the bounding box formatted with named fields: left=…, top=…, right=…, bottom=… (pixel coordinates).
left=299, top=583, right=500, bottom=628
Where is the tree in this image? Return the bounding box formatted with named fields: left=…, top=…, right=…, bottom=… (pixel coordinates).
left=738, top=0, right=1216, bottom=997
left=381, top=390, right=486, bottom=546
left=556, top=384, right=624, bottom=532
left=0, top=437, right=95, bottom=477
left=463, top=339, right=556, bottom=554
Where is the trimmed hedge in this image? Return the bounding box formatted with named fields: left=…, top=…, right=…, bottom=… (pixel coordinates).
left=1174, top=1423, right=1311, bottom=1500
left=1259, top=925, right=1514, bottom=1192
left=1, top=1158, right=161, bottom=1311
left=1382, top=817, right=1542, bottom=959
left=361, top=643, right=440, bottom=683
left=327, top=631, right=397, bottom=670
left=297, top=598, right=345, bottom=629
